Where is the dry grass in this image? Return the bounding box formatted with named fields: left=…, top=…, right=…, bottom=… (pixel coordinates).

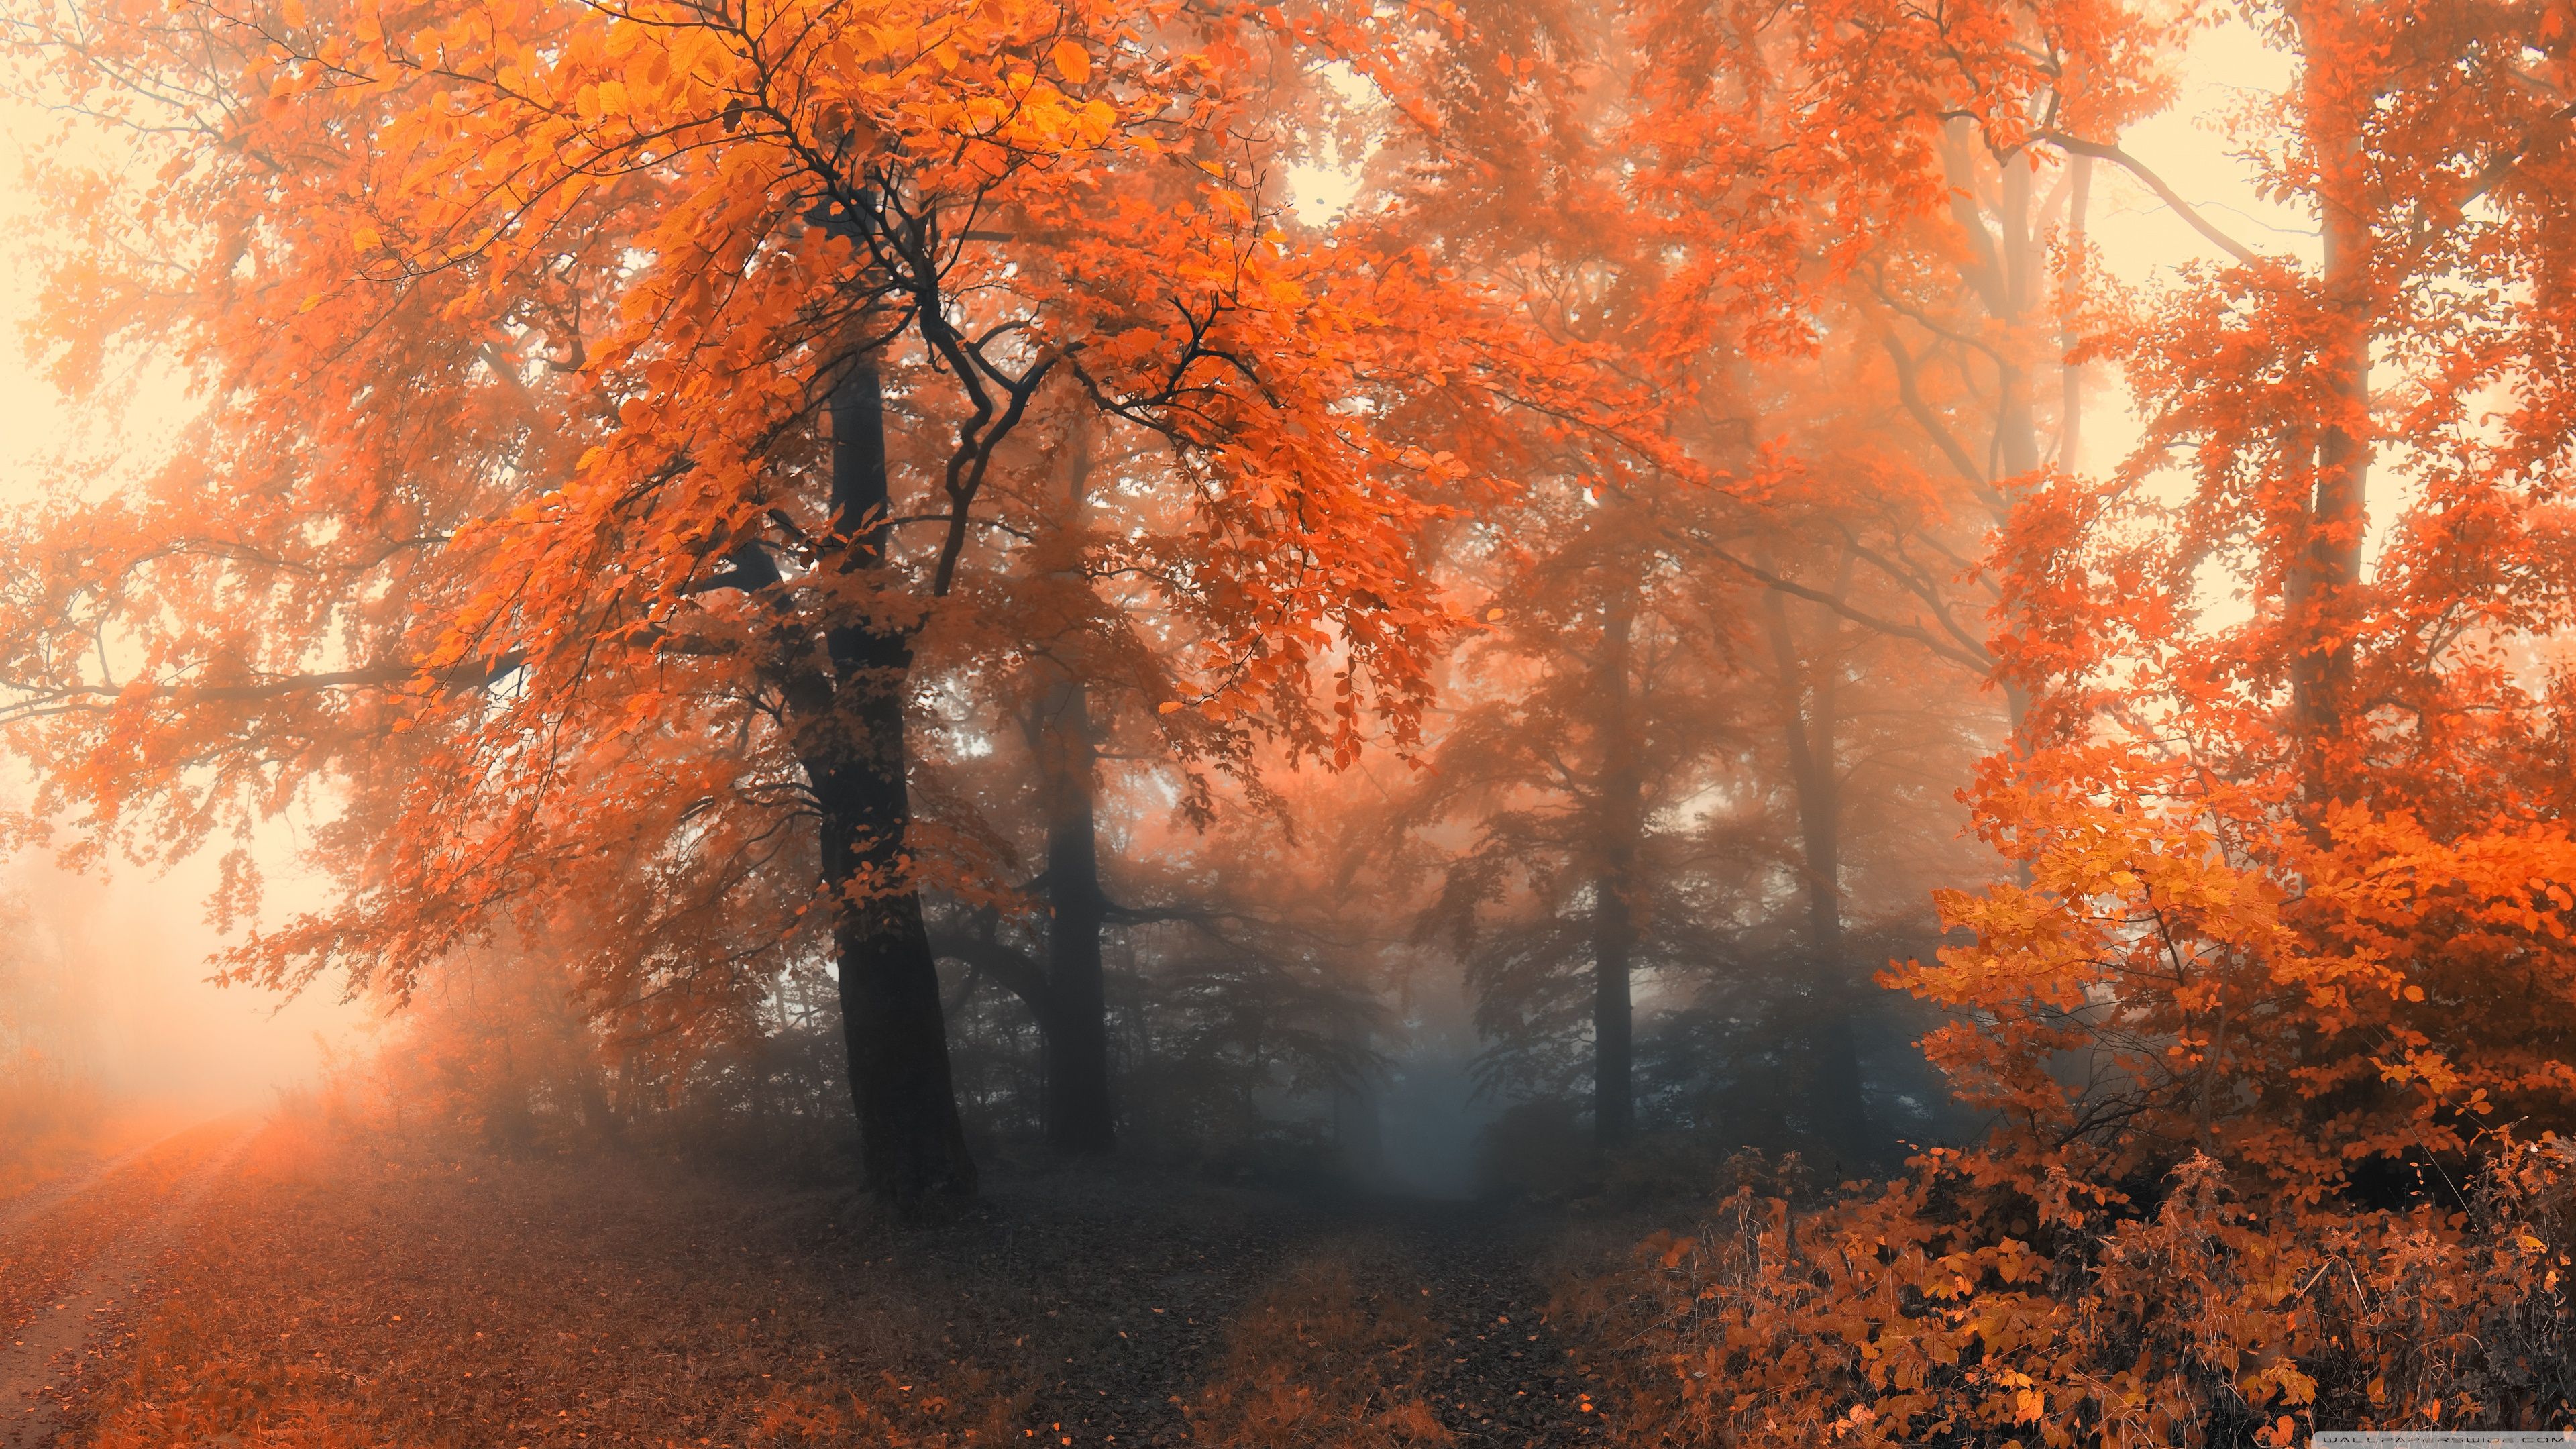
left=1185, top=1250, right=1455, bottom=1448
left=0, top=1064, right=105, bottom=1206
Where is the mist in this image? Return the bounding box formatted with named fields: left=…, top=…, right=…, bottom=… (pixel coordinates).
left=5, top=0, right=2576, bottom=1444
left=1, top=842, right=361, bottom=1111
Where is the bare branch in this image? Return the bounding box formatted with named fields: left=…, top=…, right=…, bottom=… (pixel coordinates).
left=2039, top=131, right=2265, bottom=267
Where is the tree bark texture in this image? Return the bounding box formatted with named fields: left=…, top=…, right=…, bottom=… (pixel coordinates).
left=1034, top=672, right=1116, bottom=1154
left=803, top=356, right=977, bottom=1206
left=2286, top=0, right=2374, bottom=805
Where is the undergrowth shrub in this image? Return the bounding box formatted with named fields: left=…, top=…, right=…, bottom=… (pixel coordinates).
left=325, top=947, right=856, bottom=1179
left=0, top=896, right=103, bottom=1196
left=0, top=1044, right=101, bottom=1190
left=1592, top=1140, right=2576, bottom=1447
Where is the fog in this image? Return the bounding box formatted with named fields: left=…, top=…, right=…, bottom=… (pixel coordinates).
left=0, top=99, right=360, bottom=1124
left=1, top=839, right=363, bottom=1110
left=4, top=0, right=2574, bottom=1442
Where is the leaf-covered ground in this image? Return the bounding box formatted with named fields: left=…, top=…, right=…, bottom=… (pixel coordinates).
left=6, top=1114, right=1630, bottom=1448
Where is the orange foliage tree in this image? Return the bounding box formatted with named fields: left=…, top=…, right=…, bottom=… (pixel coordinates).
left=1926, top=0, right=2576, bottom=1203
left=1601, top=0, right=2576, bottom=1438
left=0, top=0, right=1615, bottom=1202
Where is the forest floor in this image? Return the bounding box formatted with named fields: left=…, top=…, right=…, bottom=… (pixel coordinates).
left=0, top=1110, right=1660, bottom=1449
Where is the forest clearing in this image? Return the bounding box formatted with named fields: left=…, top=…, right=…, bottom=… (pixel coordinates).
left=4, top=0, right=2576, bottom=1439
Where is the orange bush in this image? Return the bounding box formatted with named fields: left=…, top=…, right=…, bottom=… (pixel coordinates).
left=1605, top=1140, right=2576, bottom=1446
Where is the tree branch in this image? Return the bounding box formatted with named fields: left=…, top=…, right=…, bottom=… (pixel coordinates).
left=0, top=653, right=528, bottom=724
left=1684, top=537, right=1994, bottom=672
left=2039, top=131, right=2264, bottom=267
left=928, top=932, right=1052, bottom=1019
left=2464, top=100, right=2576, bottom=205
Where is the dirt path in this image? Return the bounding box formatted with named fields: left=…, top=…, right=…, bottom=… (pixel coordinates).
left=962, top=1178, right=1616, bottom=1447
left=0, top=1124, right=204, bottom=1241
left=0, top=1123, right=252, bottom=1449
left=1387, top=1206, right=1611, bottom=1446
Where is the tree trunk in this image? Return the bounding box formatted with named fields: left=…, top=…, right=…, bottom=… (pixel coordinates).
left=1034, top=672, right=1116, bottom=1154
left=2286, top=0, right=2373, bottom=806
left=1996, top=148, right=2041, bottom=480
left=2060, top=153, right=2093, bottom=472
left=1592, top=874, right=1636, bottom=1148
left=1592, top=589, right=1642, bottom=1149
left=1762, top=575, right=1873, bottom=1159
left=804, top=356, right=976, bottom=1207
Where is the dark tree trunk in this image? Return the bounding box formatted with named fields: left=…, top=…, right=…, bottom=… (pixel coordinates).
left=1593, top=590, right=1642, bottom=1149
left=575, top=1061, right=621, bottom=1145
left=1592, top=879, right=1636, bottom=1148
left=1034, top=673, right=1116, bottom=1154
left=1763, top=578, right=1873, bottom=1159
left=802, top=357, right=975, bottom=1207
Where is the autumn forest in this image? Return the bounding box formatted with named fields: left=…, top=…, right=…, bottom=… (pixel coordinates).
left=0, top=0, right=2571, bottom=1442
